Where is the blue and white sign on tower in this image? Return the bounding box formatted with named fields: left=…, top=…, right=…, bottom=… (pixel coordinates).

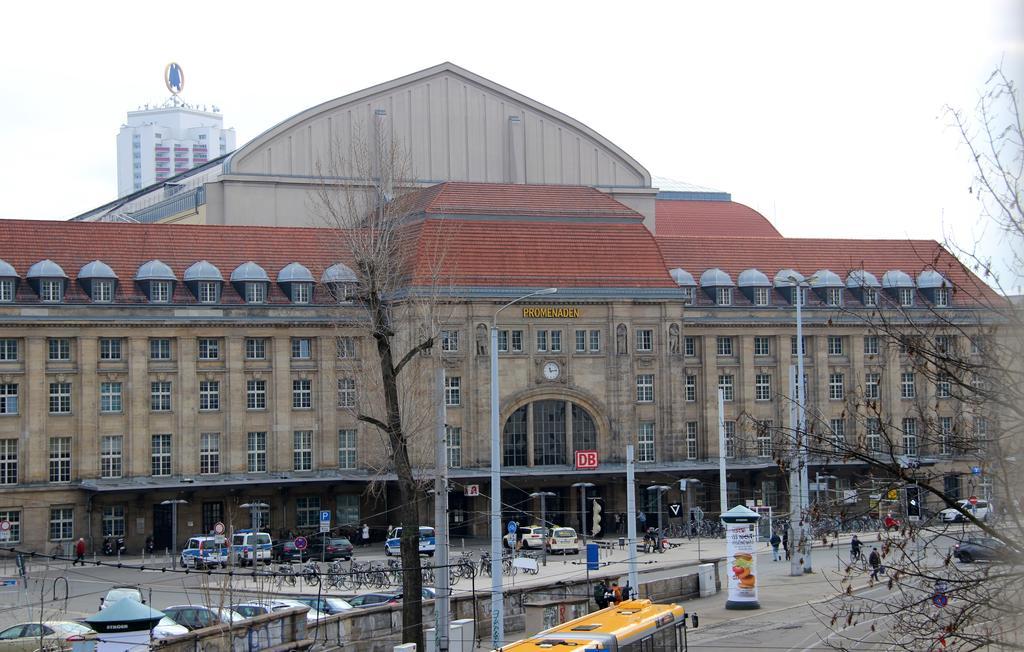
left=165, top=63, right=185, bottom=95
left=319, top=510, right=331, bottom=533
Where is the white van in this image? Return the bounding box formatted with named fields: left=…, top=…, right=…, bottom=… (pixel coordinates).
left=384, top=526, right=436, bottom=557
left=231, top=530, right=272, bottom=565
left=180, top=536, right=228, bottom=569
left=940, top=499, right=991, bottom=523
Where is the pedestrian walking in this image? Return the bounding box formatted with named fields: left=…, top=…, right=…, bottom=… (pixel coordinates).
left=593, top=580, right=609, bottom=609
left=74, top=537, right=86, bottom=566
left=361, top=524, right=370, bottom=547
left=783, top=530, right=790, bottom=560
left=869, top=547, right=882, bottom=580
left=638, top=511, right=647, bottom=531
left=770, top=531, right=782, bottom=561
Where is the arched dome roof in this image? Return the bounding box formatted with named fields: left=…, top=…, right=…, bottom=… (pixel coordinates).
left=809, top=269, right=842, bottom=287
left=917, top=270, right=949, bottom=289
left=135, top=260, right=176, bottom=281
left=669, top=268, right=696, bottom=286
left=773, top=269, right=804, bottom=288
left=700, top=268, right=734, bottom=287
left=183, top=260, right=223, bottom=282
left=277, top=262, right=314, bottom=283
left=737, top=268, right=771, bottom=287
left=0, top=259, right=17, bottom=277
left=882, top=270, right=914, bottom=288
left=27, top=259, right=68, bottom=279
left=846, top=270, right=880, bottom=288
left=321, top=263, right=358, bottom=284
left=78, top=260, right=117, bottom=280
left=230, top=261, right=270, bottom=282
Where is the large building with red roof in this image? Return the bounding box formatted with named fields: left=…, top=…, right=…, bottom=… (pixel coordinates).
left=0, top=64, right=997, bottom=553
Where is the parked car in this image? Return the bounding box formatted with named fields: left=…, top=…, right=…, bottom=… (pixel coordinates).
left=940, top=499, right=991, bottom=523
left=0, top=621, right=93, bottom=651
left=180, top=536, right=229, bottom=569
left=267, top=598, right=329, bottom=624
left=231, top=600, right=327, bottom=624
left=162, top=605, right=244, bottom=630
left=230, top=602, right=271, bottom=619
left=152, top=617, right=189, bottom=639
left=347, top=592, right=401, bottom=609
left=384, top=526, right=436, bottom=557
left=504, top=525, right=547, bottom=549
left=99, top=585, right=145, bottom=610
left=952, top=537, right=1010, bottom=563
left=294, top=596, right=354, bottom=615
left=231, top=530, right=272, bottom=566
left=546, top=526, right=580, bottom=554
left=272, top=540, right=308, bottom=563
left=308, top=535, right=354, bottom=561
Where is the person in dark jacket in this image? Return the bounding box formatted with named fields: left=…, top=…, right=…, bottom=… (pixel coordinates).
left=770, top=531, right=782, bottom=561
left=782, top=530, right=791, bottom=560
left=594, top=580, right=609, bottom=609
left=869, top=547, right=883, bottom=580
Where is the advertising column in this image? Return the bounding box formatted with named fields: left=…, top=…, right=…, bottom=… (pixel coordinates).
left=722, top=505, right=761, bottom=610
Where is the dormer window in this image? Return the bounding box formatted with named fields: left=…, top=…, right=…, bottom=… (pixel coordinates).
left=78, top=260, right=119, bottom=304
left=291, top=283, right=311, bottom=304
left=135, top=260, right=177, bottom=304
left=231, top=262, right=270, bottom=305
left=917, top=270, right=951, bottom=307
left=717, top=287, right=732, bottom=306
left=93, top=280, right=114, bottom=303
left=198, top=281, right=218, bottom=304
left=321, top=263, right=358, bottom=304
left=245, top=282, right=266, bottom=304
left=898, top=288, right=914, bottom=307
left=864, top=288, right=877, bottom=307
left=680, top=287, right=694, bottom=304
left=40, top=280, right=63, bottom=303
left=0, top=279, right=13, bottom=302
left=826, top=288, right=843, bottom=306
left=796, top=287, right=808, bottom=307
left=27, top=260, right=68, bottom=304
left=753, top=287, right=770, bottom=306
left=150, top=280, right=171, bottom=303
left=276, top=263, right=315, bottom=305
left=934, top=287, right=948, bottom=307
left=184, top=261, right=223, bottom=304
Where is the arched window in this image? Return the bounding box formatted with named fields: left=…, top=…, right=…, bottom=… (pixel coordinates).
left=502, top=400, right=600, bottom=467
left=573, top=405, right=597, bottom=451
left=534, top=400, right=566, bottom=466
left=503, top=406, right=528, bottom=466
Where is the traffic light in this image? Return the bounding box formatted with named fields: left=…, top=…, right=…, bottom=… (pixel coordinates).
left=905, top=485, right=921, bottom=518
left=592, top=500, right=602, bottom=536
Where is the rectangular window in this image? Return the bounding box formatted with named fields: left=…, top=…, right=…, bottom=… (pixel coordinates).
left=247, top=432, right=267, bottom=473
left=49, top=437, right=71, bottom=483
left=680, top=287, right=694, bottom=305
left=637, top=422, right=655, bottom=463
left=150, top=381, right=171, bottom=411
left=336, top=336, right=357, bottom=359
left=338, top=429, right=357, bottom=469
left=755, top=374, right=771, bottom=401
left=245, top=282, right=266, bottom=304
left=245, top=338, right=266, bottom=360
left=864, top=372, right=880, bottom=400
left=0, top=440, right=17, bottom=484
left=292, top=379, right=312, bottom=409
left=40, top=280, right=63, bottom=303
left=0, top=339, right=16, bottom=361
left=550, top=330, right=561, bottom=353
left=102, top=505, right=126, bottom=538
left=0, top=384, right=18, bottom=415
left=939, top=417, right=953, bottom=456
left=901, top=372, right=916, bottom=399
left=974, top=417, right=988, bottom=451
left=934, top=287, right=949, bottom=307
left=724, top=421, right=736, bottom=458
left=337, top=378, right=356, bottom=408
left=441, top=330, right=459, bottom=352
left=827, top=336, right=843, bottom=356
left=718, top=374, right=734, bottom=401
left=498, top=330, right=509, bottom=353
left=291, top=338, right=312, bottom=359
left=636, top=374, right=655, bottom=402
left=199, top=380, right=219, bottom=411
left=446, top=426, right=462, bottom=468
left=292, top=283, right=311, bottom=304
left=864, top=335, right=879, bottom=355
left=49, top=382, right=71, bottom=414
left=902, top=418, right=918, bottom=456
left=151, top=434, right=171, bottom=476
left=575, top=330, right=586, bottom=353
left=99, top=338, right=121, bottom=361
left=716, top=287, right=732, bottom=306
left=754, top=336, right=770, bottom=357
left=296, top=496, right=320, bottom=528
left=536, top=330, right=547, bottom=353
left=100, top=382, right=124, bottom=414
left=685, top=375, right=697, bottom=402
left=200, top=433, right=220, bottom=475
left=150, top=280, right=171, bottom=303
left=445, top=376, right=462, bottom=406
left=685, top=422, right=698, bottom=459
left=829, top=372, right=845, bottom=400
left=826, top=287, right=843, bottom=306
left=0, top=510, right=19, bottom=542
left=937, top=373, right=951, bottom=399
left=247, top=379, right=267, bottom=409
left=866, top=418, right=882, bottom=453
left=684, top=336, right=696, bottom=357
left=935, top=334, right=950, bottom=354
left=753, top=287, right=770, bottom=306
left=49, top=507, right=73, bottom=541
left=757, top=420, right=773, bottom=457
left=510, top=330, right=523, bottom=353
left=790, top=336, right=810, bottom=356
left=100, top=435, right=122, bottom=479
left=150, top=338, right=171, bottom=360
left=48, top=338, right=70, bottom=361
left=0, top=280, right=12, bottom=303
left=589, top=330, right=601, bottom=352
left=863, top=287, right=878, bottom=307
left=198, top=338, right=220, bottom=360
left=716, top=336, right=733, bottom=356
left=636, top=329, right=653, bottom=352
left=293, top=430, right=313, bottom=471
left=198, top=281, right=218, bottom=304
left=829, top=418, right=846, bottom=451
left=898, top=287, right=915, bottom=307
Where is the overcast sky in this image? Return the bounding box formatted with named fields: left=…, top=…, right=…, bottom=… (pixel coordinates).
left=2, top=1, right=1021, bottom=288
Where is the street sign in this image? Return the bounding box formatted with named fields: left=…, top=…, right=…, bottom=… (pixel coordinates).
left=213, top=521, right=225, bottom=535
left=971, top=466, right=982, bottom=476
left=968, top=496, right=979, bottom=506
left=887, top=489, right=898, bottom=500
left=465, top=484, right=480, bottom=497
left=586, top=543, right=599, bottom=571
left=507, top=521, right=518, bottom=535
left=294, top=536, right=308, bottom=551
left=932, top=593, right=948, bottom=608
left=320, top=510, right=331, bottom=533
left=668, top=503, right=682, bottom=517
left=0, top=521, right=10, bottom=543
left=575, top=450, right=598, bottom=470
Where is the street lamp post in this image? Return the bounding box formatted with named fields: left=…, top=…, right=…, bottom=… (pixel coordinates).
left=789, top=274, right=817, bottom=574
left=160, top=499, right=188, bottom=564
left=491, top=287, right=556, bottom=649
left=529, top=491, right=556, bottom=565
left=571, top=482, right=595, bottom=545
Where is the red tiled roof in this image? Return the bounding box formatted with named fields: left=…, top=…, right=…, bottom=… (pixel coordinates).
left=655, top=236, right=999, bottom=303
left=655, top=200, right=782, bottom=238
left=406, top=182, right=644, bottom=220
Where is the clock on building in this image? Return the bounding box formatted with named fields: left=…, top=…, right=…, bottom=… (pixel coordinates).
left=542, top=361, right=560, bottom=380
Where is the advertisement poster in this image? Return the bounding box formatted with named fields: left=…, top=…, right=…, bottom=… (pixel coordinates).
left=726, top=522, right=758, bottom=605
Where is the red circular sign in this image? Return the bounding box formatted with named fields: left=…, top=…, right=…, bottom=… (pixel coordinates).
left=0, top=520, right=9, bottom=531
left=294, top=536, right=308, bottom=551
left=968, top=496, right=978, bottom=506
left=213, top=521, right=226, bottom=535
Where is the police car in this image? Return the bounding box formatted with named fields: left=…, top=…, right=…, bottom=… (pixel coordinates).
left=384, top=526, right=436, bottom=557
left=231, top=530, right=272, bottom=566
left=179, top=536, right=229, bottom=569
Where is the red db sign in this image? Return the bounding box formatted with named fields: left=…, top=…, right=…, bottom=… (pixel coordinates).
left=575, top=450, right=598, bottom=470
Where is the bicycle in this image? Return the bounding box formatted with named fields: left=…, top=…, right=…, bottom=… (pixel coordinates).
left=276, top=563, right=297, bottom=588
left=301, top=560, right=320, bottom=586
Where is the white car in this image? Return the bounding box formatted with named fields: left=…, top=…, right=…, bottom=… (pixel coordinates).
left=546, top=527, right=580, bottom=554
left=940, top=499, right=991, bottom=523
left=152, top=617, right=189, bottom=639
left=100, top=586, right=145, bottom=610
left=504, top=526, right=548, bottom=549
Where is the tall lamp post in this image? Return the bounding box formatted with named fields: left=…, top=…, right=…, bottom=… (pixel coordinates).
left=571, top=482, right=595, bottom=544
left=491, top=287, right=557, bottom=649
left=529, top=491, right=556, bottom=565
left=160, top=499, right=188, bottom=563
left=789, top=274, right=816, bottom=574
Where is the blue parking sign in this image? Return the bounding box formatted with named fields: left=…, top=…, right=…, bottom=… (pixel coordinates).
left=971, top=466, right=982, bottom=476
left=320, top=511, right=331, bottom=523
left=507, top=521, right=518, bottom=534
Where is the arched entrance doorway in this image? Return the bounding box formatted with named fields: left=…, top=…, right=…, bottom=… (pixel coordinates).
left=502, top=400, right=598, bottom=467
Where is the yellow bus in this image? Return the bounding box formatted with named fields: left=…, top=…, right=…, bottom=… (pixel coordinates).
left=499, top=599, right=693, bottom=651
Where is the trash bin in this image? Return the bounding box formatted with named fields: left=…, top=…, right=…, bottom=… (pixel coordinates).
left=618, top=536, right=626, bottom=549
left=698, top=563, right=716, bottom=597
